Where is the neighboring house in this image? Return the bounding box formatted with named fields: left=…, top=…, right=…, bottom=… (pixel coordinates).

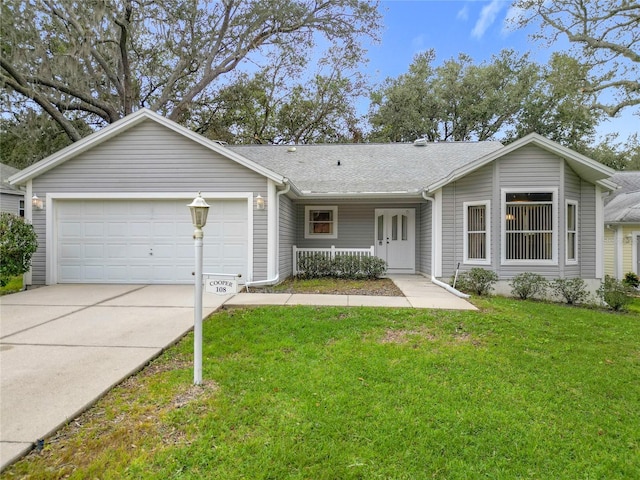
left=9, top=109, right=616, bottom=294
left=1, top=162, right=25, bottom=217
left=604, top=171, right=640, bottom=279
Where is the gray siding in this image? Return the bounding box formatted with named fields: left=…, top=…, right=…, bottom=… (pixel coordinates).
left=437, top=145, right=601, bottom=282
left=294, top=201, right=423, bottom=270
left=279, top=194, right=295, bottom=279
left=419, top=201, right=432, bottom=275
left=441, top=163, right=494, bottom=279
left=1, top=192, right=24, bottom=216
left=30, top=119, right=270, bottom=284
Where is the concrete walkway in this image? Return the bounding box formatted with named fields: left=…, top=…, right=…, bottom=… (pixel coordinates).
left=0, top=276, right=473, bottom=471
left=226, top=274, right=477, bottom=311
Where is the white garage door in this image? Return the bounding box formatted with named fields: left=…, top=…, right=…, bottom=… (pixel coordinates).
left=56, top=199, right=248, bottom=284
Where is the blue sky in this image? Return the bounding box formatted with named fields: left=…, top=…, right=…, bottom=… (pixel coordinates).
left=360, top=0, right=637, bottom=142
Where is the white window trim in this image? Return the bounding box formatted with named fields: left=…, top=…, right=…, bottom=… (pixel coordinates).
left=304, top=205, right=338, bottom=239
left=501, top=188, right=558, bottom=266
left=566, top=200, right=579, bottom=265
left=463, top=200, right=491, bottom=265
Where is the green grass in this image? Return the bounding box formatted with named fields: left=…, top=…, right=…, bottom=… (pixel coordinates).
left=0, top=276, right=23, bottom=296
left=4, top=298, right=639, bottom=479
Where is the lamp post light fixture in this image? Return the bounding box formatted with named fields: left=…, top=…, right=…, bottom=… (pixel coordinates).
left=32, top=194, right=44, bottom=210
left=188, top=192, right=210, bottom=385
left=255, top=194, right=265, bottom=210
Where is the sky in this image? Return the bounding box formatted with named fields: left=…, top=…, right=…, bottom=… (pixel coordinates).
left=359, top=0, right=637, bottom=142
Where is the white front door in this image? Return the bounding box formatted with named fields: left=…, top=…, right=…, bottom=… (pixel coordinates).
left=375, top=208, right=415, bottom=273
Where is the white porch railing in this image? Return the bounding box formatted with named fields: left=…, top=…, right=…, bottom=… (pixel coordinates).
left=292, top=245, right=375, bottom=276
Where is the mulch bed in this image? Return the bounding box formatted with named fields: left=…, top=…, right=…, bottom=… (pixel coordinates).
left=251, top=278, right=404, bottom=296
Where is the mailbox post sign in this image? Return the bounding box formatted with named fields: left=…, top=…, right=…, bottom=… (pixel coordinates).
left=205, top=277, right=238, bottom=295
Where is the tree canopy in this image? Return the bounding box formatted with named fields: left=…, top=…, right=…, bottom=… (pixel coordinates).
left=367, top=49, right=600, bottom=147
left=1, top=0, right=381, bottom=141
left=512, top=0, right=640, bottom=117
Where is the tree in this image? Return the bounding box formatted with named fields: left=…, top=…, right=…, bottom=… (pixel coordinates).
left=187, top=47, right=368, bottom=144
left=512, top=0, right=640, bottom=117
left=504, top=53, right=602, bottom=150
left=583, top=133, right=640, bottom=170
left=1, top=0, right=381, bottom=141
left=0, top=213, right=38, bottom=286
left=0, top=110, right=93, bottom=168
left=368, top=50, right=538, bottom=142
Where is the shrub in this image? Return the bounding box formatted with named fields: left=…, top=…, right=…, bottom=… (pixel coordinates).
left=623, top=272, right=640, bottom=289
left=509, top=272, right=548, bottom=300
left=296, top=253, right=333, bottom=279
left=0, top=213, right=38, bottom=286
left=454, top=268, right=498, bottom=296
left=598, top=275, right=632, bottom=311
left=296, top=254, right=387, bottom=280
left=333, top=255, right=362, bottom=278
left=552, top=278, right=588, bottom=305
left=360, top=256, right=387, bottom=279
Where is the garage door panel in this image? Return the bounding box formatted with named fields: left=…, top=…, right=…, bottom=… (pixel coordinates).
left=57, top=199, right=248, bottom=284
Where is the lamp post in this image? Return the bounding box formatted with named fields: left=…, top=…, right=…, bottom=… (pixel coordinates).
left=188, top=192, right=210, bottom=385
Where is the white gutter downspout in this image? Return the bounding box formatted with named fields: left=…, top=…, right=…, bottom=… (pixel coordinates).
left=245, top=179, right=291, bottom=289
left=422, top=190, right=470, bottom=299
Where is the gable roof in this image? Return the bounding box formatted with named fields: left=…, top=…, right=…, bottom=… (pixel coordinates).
left=230, top=141, right=503, bottom=197
left=9, top=108, right=284, bottom=186
left=1, top=163, right=23, bottom=195
left=425, top=133, right=616, bottom=192
left=604, top=171, right=640, bottom=223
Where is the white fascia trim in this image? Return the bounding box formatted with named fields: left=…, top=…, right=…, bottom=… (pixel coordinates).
left=463, top=200, right=491, bottom=266
left=44, top=191, right=255, bottom=285
left=500, top=187, right=559, bottom=266
left=267, top=179, right=277, bottom=279
left=9, top=109, right=285, bottom=186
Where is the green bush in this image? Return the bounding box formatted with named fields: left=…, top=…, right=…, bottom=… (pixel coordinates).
left=552, top=278, right=588, bottom=305
left=454, top=268, right=498, bottom=296
left=360, top=256, right=387, bottom=279
left=598, top=275, right=632, bottom=311
left=297, top=253, right=333, bottom=279
left=296, top=254, right=387, bottom=280
left=0, top=213, right=38, bottom=286
left=623, top=272, right=639, bottom=289
left=509, top=272, right=548, bottom=300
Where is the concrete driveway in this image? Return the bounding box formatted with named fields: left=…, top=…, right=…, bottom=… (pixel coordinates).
left=0, top=284, right=230, bottom=471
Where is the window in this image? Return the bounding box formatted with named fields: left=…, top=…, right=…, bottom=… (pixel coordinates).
left=19, top=199, right=25, bottom=217
left=464, top=201, right=490, bottom=264
left=566, top=201, right=578, bottom=263
left=503, top=190, right=557, bottom=263
left=305, top=206, right=338, bottom=239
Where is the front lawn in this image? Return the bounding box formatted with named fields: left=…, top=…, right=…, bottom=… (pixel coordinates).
left=5, top=298, right=639, bottom=479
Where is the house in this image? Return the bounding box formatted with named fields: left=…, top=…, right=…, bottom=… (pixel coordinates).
left=604, top=171, right=640, bottom=279
left=1, top=162, right=25, bottom=217
left=9, top=109, right=616, bottom=294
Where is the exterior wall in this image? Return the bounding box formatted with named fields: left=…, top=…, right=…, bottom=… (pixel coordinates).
left=604, top=224, right=640, bottom=278
left=0, top=192, right=23, bottom=216
left=293, top=200, right=422, bottom=272
left=29, top=119, right=270, bottom=284
left=441, top=162, right=494, bottom=279
left=439, top=145, right=602, bottom=282
left=418, top=201, right=432, bottom=275
left=604, top=228, right=616, bottom=277
left=279, top=194, right=296, bottom=279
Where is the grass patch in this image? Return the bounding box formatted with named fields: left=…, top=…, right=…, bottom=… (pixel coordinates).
left=0, top=276, right=23, bottom=296
left=4, top=298, right=639, bottom=479
left=257, top=277, right=403, bottom=296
